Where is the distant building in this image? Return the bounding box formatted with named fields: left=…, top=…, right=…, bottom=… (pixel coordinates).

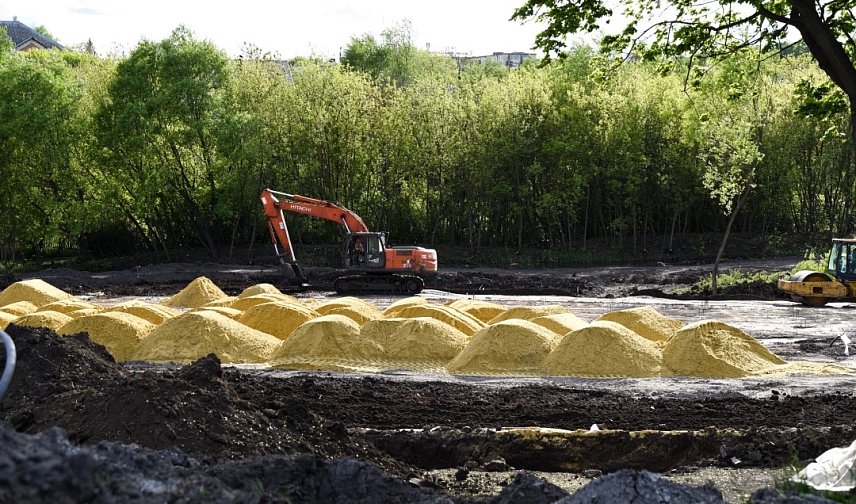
left=459, top=52, right=536, bottom=69
left=0, top=17, right=63, bottom=51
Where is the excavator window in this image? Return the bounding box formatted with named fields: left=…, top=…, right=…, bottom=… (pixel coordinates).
left=366, top=235, right=383, bottom=266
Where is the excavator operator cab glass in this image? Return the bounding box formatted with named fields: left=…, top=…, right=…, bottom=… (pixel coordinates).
left=365, top=234, right=384, bottom=266
left=345, top=233, right=385, bottom=269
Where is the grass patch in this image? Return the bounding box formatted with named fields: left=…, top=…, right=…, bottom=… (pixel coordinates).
left=682, top=254, right=829, bottom=295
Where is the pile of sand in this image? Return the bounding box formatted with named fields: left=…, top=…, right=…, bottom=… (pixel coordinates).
left=447, top=299, right=506, bottom=324
left=596, top=306, right=683, bottom=343
left=108, top=301, right=179, bottom=325
left=487, top=305, right=569, bottom=324
left=229, top=293, right=294, bottom=312
left=383, top=317, right=469, bottom=364
left=447, top=320, right=557, bottom=375
left=392, top=305, right=484, bottom=336
left=271, top=314, right=383, bottom=369
left=315, top=297, right=378, bottom=314
left=132, top=311, right=280, bottom=363
left=238, top=283, right=283, bottom=298
left=360, top=318, right=411, bottom=349
left=69, top=308, right=103, bottom=318
left=163, top=277, right=227, bottom=308
left=0, top=311, right=17, bottom=330
left=663, top=320, right=786, bottom=378
left=324, top=305, right=381, bottom=324
left=530, top=313, right=588, bottom=337
left=199, top=296, right=238, bottom=309
left=13, top=311, right=73, bottom=331
left=59, top=312, right=156, bottom=362
left=0, top=301, right=38, bottom=317
left=382, top=297, right=427, bottom=317
left=237, top=301, right=320, bottom=340
left=543, top=321, right=664, bottom=377
left=194, top=306, right=243, bottom=319
left=0, top=279, right=73, bottom=308
left=39, top=299, right=103, bottom=316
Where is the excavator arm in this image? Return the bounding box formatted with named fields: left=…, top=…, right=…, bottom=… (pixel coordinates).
left=260, top=188, right=370, bottom=286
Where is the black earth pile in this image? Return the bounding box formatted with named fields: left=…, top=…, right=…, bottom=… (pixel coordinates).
left=0, top=325, right=850, bottom=503
left=0, top=324, right=409, bottom=475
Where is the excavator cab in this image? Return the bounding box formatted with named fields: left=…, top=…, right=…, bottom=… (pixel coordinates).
left=344, top=232, right=386, bottom=270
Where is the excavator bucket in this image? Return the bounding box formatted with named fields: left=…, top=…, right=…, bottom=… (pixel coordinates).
left=281, top=262, right=309, bottom=291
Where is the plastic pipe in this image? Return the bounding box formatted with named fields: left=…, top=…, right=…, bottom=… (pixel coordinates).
left=0, top=330, right=16, bottom=401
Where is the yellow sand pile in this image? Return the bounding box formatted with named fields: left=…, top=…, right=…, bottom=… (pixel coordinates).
left=133, top=311, right=280, bottom=363
left=194, top=306, right=243, bottom=319
left=325, top=305, right=382, bottom=324
left=164, top=276, right=227, bottom=308
left=663, top=320, right=786, bottom=378
left=13, top=310, right=73, bottom=331
left=447, top=299, right=506, bottom=324
left=199, top=296, right=238, bottom=309
left=0, top=279, right=72, bottom=308
left=59, top=312, right=156, bottom=361
left=0, top=311, right=16, bottom=330
left=229, top=293, right=297, bottom=312
left=488, top=305, right=569, bottom=324
left=315, top=297, right=377, bottom=314
left=596, top=306, right=683, bottom=343
left=543, top=321, right=663, bottom=377
left=39, top=299, right=103, bottom=316
left=383, top=317, right=469, bottom=364
left=69, top=308, right=102, bottom=318
left=360, top=318, right=411, bottom=349
left=109, top=300, right=179, bottom=325
left=530, top=313, right=588, bottom=337
left=237, top=301, right=320, bottom=340
left=392, top=305, right=485, bottom=336
left=0, top=301, right=39, bottom=317
left=447, top=320, right=557, bottom=375
left=271, top=314, right=383, bottom=368
left=238, top=283, right=283, bottom=298
left=382, top=296, right=428, bottom=317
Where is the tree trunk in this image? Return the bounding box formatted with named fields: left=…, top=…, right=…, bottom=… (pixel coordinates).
left=712, top=184, right=752, bottom=295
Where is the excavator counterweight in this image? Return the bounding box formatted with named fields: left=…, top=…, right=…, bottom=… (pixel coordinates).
left=260, top=188, right=437, bottom=294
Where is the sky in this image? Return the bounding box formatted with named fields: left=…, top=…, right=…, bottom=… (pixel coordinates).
left=0, top=0, right=549, bottom=58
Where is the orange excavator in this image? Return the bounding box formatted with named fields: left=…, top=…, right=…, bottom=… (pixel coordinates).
left=260, top=188, right=438, bottom=294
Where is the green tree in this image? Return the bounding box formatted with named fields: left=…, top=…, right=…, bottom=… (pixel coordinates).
left=342, top=20, right=455, bottom=87
left=34, top=25, right=58, bottom=43
left=0, top=27, right=12, bottom=55
left=96, top=26, right=230, bottom=258
left=0, top=50, right=93, bottom=262
left=513, top=0, right=856, bottom=144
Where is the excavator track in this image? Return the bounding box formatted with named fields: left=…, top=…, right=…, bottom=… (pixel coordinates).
left=334, top=274, right=424, bottom=295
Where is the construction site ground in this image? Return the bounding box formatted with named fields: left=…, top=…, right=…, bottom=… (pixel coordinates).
left=2, top=257, right=855, bottom=503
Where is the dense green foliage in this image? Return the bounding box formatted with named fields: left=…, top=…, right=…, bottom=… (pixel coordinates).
left=0, top=27, right=854, bottom=264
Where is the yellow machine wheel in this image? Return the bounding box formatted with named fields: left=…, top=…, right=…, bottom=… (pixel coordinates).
left=789, top=272, right=832, bottom=307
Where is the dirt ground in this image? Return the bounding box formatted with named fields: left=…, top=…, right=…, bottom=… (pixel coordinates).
left=2, top=259, right=854, bottom=503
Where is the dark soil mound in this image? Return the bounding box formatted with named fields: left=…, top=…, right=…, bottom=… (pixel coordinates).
left=0, top=422, right=453, bottom=504
left=0, top=327, right=409, bottom=474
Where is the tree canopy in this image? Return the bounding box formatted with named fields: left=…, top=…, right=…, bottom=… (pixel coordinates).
left=512, top=0, right=856, bottom=140
left=0, top=24, right=852, bottom=267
